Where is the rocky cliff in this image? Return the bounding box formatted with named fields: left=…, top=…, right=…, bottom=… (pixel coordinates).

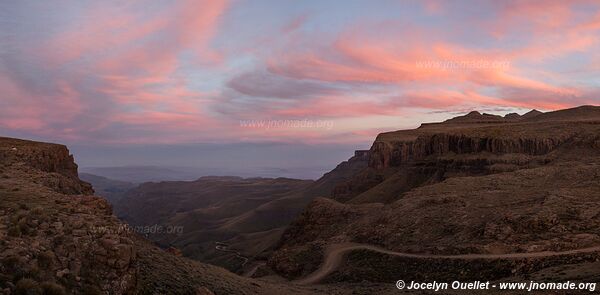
left=368, top=106, right=600, bottom=171
left=368, top=132, right=568, bottom=169
left=0, top=138, right=135, bottom=294
left=0, top=137, right=93, bottom=195
left=0, top=137, right=81, bottom=179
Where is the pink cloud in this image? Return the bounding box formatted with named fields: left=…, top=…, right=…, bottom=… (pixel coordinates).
left=4, top=0, right=230, bottom=143
left=264, top=4, right=600, bottom=117
left=0, top=73, right=87, bottom=132
left=268, top=32, right=514, bottom=86
left=3, top=0, right=600, bottom=146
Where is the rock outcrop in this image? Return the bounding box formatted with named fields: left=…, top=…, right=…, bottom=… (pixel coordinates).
left=0, top=137, right=81, bottom=178
left=0, top=137, right=93, bottom=195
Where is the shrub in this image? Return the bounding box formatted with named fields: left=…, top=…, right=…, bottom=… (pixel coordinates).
left=40, top=282, right=66, bottom=295
left=11, top=212, right=28, bottom=224
left=7, top=225, right=21, bottom=237
left=24, top=265, right=41, bottom=281
left=17, top=219, right=31, bottom=235
left=36, top=251, right=54, bottom=269
left=31, top=206, right=45, bottom=216
left=2, top=255, right=22, bottom=267
left=0, top=274, right=11, bottom=288
left=80, top=284, right=103, bottom=295
left=14, top=278, right=42, bottom=295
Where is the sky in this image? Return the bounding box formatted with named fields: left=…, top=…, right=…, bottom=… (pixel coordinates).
left=1, top=0, right=600, bottom=179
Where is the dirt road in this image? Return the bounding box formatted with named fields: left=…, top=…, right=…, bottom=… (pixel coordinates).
left=215, top=242, right=249, bottom=266
left=295, top=243, right=600, bottom=285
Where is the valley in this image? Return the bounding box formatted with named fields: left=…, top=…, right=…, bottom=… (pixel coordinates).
left=0, top=136, right=399, bottom=294
left=82, top=150, right=368, bottom=274
left=3, top=106, right=600, bottom=294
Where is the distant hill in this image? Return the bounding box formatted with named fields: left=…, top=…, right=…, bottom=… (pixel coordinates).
left=79, top=173, right=137, bottom=203
left=80, top=165, right=331, bottom=183
left=80, top=166, right=206, bottom=183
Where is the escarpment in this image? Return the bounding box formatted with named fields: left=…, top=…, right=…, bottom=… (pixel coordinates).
left=332, top=107, right=600, bottom=203
left=368, top=132, right=569, bottom=170
left=367, top=106, right=600, bottom=171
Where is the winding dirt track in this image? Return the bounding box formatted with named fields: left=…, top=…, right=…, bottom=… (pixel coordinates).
left=295, top=243, right=600, bottom=285
left=215, top=242, right=249, bottom=266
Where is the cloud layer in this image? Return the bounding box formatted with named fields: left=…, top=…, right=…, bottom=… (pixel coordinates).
left=1, top=0, right=600, bottom=145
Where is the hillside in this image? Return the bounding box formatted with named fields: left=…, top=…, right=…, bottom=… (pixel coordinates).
left=270, top=106, right=600, bottom=283
left=114, top=176, right=312, bottom=271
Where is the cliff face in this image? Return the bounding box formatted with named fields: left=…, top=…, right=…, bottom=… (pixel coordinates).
left=368, top=133, right=568, bottom=170
left=0, top=137, right=79, bottom=177
left=368, top=106, right=600, bottom=171
left=0, top=137, right=93, bottom=195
